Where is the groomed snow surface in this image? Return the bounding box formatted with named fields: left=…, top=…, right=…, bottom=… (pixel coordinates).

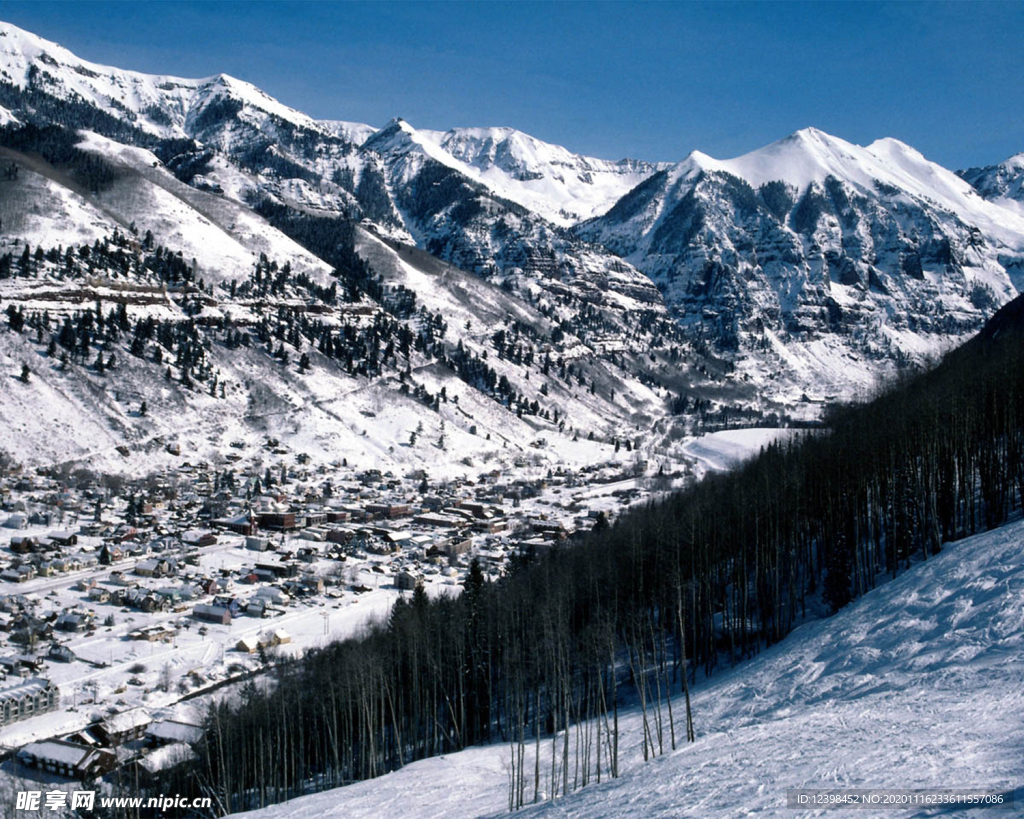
left=681, top=428, right=803, bottom=476
left=234, top=516, right=1024, bottom=819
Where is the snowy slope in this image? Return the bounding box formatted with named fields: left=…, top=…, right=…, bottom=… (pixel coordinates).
left=960, top=153, right=1024, bottom=229
left=74, top=132, right=336, bottom=284
left=960, top=152, right=1024, bottom=201
left=0, top=20, right=327, bottom=139
left=681, top=427, right=802, bottom=475
left=419, top=126, right=666, bottom=225
left=231, top=515, right=1024, bottom=819
left=318, top=119, right=378, bottom=147
left=0, top=132, right=335, bottom=287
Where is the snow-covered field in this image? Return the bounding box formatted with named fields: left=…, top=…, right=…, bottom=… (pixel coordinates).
left=232, top=515, right=1024, bottom=819
left=681, top=427, right=802, bottom=475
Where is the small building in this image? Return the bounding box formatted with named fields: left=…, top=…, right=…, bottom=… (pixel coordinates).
left=55, top=611, right=93, bottom=633
left=88, top=587, right=111, bottom=604
left=473, top=518, right=508, bottom=534
left=327, top=528, right=354, bottom=545
left=48, top=644, right=76, bottom=663
left=438, top=535, right=473, bottom=557
left=47, top=531, right=78, bottom=547
left=182, top=530, right=217, bottom=548
left=413, top=513, right=461, bottom=529
left=17, top=740, right=116, bottom=779
left=255, top=561, right=298, bottom=579
left=258, top=512, right=297, bottom=531
left=135, top=742, right=197, bottom=783
left=296, top=546, right=319, bottom=563
left=29, top=511, right=56, bottom=527
left=215, top=513, right=257, bottom=536
left=253, top=586, right=290, bottom=606
left=533, top=520, right=571, bottom=540
left=96, top=708, right=152, bottom=745
left=235, top=635, right=260, bottom=654
left=395, top=571, right=422, bottom=591
left=365, top=503, right=412, bottom=520
left=303, top=510, right=327, bottom=527
left=192, top=603, right=232, bottom=625
left=245, top=536, right=272, bottom=552
left=9, top=536, right=37, bottom=554
left=129, top=624, right=177, bottom=642
left=245, top=597, right=268, bottom=618
left=267, top=628, right=291, bottom=646
left=1, top=564, right=35, bottom=583
left=99, top=543, right=125, bottom=564
left=146, top=719, right=204, bottom=747
left=135, top=558, right=173, bottom=578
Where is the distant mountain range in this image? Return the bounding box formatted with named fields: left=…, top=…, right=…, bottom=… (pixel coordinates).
left=2, top=19, right=1024, bottom=470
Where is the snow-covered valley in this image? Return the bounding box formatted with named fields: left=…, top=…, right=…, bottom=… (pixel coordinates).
left=1, top=14, right=1024, bottom=818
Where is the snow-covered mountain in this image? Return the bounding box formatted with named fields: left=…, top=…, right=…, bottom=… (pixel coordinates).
left=0, top=20, right=668, bottom=346
left=577, top=127, right=1024, bottom=395
left=4, top=18, right=1024, bottom=434
left=959, top=152, right=1024, bottom=217
left=415, top=125, right=667, bottom=224
left=0, top=20, right=335, bottom=140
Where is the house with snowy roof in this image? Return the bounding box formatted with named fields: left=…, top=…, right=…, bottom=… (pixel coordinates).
left=18, top=739, right=116, bottom=779
left=95, top=708, right=152, bottom=746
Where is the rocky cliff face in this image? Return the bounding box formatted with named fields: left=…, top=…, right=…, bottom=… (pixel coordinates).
left=577, top=129, right=1024, bottom=394
left=960, top=153, right=1024, bottom=203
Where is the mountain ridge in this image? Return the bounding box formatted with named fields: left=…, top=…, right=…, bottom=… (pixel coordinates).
left=3, top=17, right=1024, bottom=435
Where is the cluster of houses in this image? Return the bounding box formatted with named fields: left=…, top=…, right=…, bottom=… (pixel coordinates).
left=17, top=706, right=204, bottom=782
left=0, top=445, right=628, bottom=788
left=0, top=455, right=605, bottom=668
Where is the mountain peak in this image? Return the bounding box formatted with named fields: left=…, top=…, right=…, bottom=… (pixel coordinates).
left=361, top=117, right=421, bottom=154
left=785, top=126, right=832, bottom=142
left=385, top=116, right=414, bottom=132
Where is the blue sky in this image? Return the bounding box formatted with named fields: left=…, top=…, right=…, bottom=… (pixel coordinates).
left=3, top=1, right=1022, bottom=169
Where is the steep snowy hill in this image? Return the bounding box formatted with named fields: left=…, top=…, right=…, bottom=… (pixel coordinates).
left=959, top=153, right=1024, bottom=235
left=0, top=21, right=675, bottom=388
left=0, top=142, right=688, bottom=478
left=231, top=514, right=1024, bottom=819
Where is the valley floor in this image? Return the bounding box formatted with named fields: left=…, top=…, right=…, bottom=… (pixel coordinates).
left=232, top=516, right=1024, bottom=818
